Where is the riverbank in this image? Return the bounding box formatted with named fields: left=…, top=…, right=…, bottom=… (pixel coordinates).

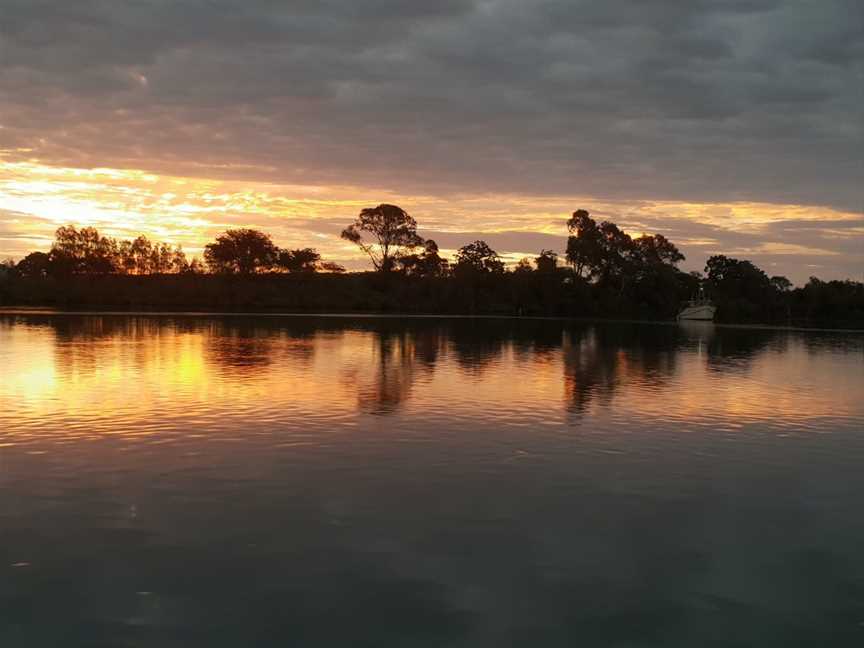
left=2, top=273, right=862, bottom=328
left=3, top=307, right=864, bottom=335
left=0, top=272, right=647, bottom=318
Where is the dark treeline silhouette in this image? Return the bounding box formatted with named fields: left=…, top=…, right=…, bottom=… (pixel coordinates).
left=13, top=225, right=195, bottom=276
left=2, top=225, right=345, bottom=278
left=1, top=206, right=861, bottom=326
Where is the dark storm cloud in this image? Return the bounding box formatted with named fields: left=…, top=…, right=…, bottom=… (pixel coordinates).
left=1, top=0, right=861, bottom=209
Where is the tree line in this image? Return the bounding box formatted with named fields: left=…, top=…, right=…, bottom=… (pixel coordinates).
left=10, top=226, right=195, bottom=277
left=1, top=204, right=861, bottom=326
left=4, top=225, right=344, bottom=278
left=3, top=203, right=691, bottom=279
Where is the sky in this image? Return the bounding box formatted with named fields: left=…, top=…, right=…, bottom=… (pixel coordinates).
left=1, top=0, right=861, bottom=284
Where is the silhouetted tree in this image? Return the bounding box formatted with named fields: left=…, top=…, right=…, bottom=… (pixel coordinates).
left=454, top=240, right=505, bottom=275
left=119, top=236, right=153, bottom=274
left=513, top=258, right=534, bottom=274
left=117, top=239, right=135, bottom=274
left=705, top=255, right=770, bottom=293
left=204, top=229, right=279, bottom=274
left=5, top=218, right=860, bottom=326
left=535, top=249, right=558, bottom=274
left=770, top=275, right=793, bottom=292
left=631, top=234, right=684, bottom=268
left=114, top=235, right=185, bottom=274
left=51, top=225, right=118, bottom=275
left=33, top=227, right=188, bottom=277
left=150, top=241, right=182, bottom=274
left=595, top=221, right=634, bottom=282
left=16, top=251, right=52, bottom=278
left=275, top=248, right=345, bottom=274
left=341, top=204, right=424, bottom=272
left=278, top=248, right=321, bottom=273
left=172, top=246, right=189, bottom=273
left=320, top=261, right=346, bottom=273
left=186, top=257, right=206, bottom=274
left=705, top=254, right=777, bottom=321
left=566, top=209, right=602, bottom=278
left=398, top=240, right=449, bottom=277
left=566, top=213, right=683, bottom=286
left=0, top=258, right=15, bottom=279
left=790, top=277, right=863, bottom=324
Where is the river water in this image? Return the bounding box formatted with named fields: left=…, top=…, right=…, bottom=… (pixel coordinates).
left=1, top=313, right=862, bottom=646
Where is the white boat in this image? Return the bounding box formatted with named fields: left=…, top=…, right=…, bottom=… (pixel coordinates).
left=677, top=294, right=716, bottom=321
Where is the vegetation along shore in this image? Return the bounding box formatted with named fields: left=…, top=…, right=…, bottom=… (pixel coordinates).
left=1, top=206, right=861, bottom=327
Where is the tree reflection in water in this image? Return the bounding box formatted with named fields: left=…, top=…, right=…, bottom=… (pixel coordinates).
left=14, top=313, right=804, bottom=420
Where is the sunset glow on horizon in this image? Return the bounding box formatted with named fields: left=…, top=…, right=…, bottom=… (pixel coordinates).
left=2, top=156, right=861, bottom=284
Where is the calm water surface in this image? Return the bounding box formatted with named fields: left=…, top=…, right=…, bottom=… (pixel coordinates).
left=1, top=313, right=863, bottom=647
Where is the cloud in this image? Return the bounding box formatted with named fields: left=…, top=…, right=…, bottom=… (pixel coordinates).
left=0, top=1, right=861, bottom=280
left=1, top=0, right=861, bottom=207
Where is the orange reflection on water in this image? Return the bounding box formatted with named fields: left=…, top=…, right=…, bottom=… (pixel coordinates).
left=1, top=315, right=862, bottom=446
